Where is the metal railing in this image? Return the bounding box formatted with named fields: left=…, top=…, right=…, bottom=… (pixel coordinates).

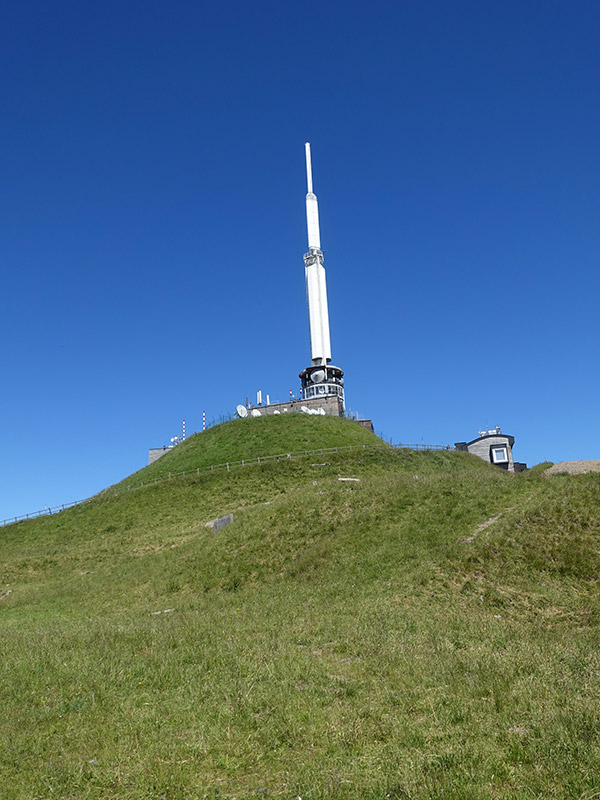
left=1, top=441, right=452, bottom=528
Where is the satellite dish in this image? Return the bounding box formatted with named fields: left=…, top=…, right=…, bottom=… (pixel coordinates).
left=236, top=404, right=248, bottom=418
left=273, top=410, right=280, bottom=414
left=318, top=408, right=326, bottom=415
left=311, top=369, right=326, bottom=383
left=250, top=409, right=262, bottom=417
left=300, top=406, right=309, bottom=413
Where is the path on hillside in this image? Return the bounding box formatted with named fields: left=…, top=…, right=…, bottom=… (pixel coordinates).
left=460, top=494, right=537, bottom=544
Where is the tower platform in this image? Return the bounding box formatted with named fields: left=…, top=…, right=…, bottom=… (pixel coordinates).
left=247, top=394, right=343, bottom=418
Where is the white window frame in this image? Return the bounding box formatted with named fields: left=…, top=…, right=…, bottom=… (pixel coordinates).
left=491, top=446, right=508, bottom=464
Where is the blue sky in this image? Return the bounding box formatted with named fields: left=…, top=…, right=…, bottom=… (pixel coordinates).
left=2, top=1, right=599, bottom=519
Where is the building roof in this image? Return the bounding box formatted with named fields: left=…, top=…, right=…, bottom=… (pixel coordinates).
left=462, top=433, right=515, bottom=448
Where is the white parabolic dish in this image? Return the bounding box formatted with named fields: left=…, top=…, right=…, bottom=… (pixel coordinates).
left=236, top=404, right=248, bottom=418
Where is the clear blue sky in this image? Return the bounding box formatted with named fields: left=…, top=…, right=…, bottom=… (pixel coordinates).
left=2, top=1, right=599, bottom=520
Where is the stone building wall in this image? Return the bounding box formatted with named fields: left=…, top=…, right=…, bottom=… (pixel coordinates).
left=148, top=446, right=174, bottom=465
left=465, top=435, right=515, bottom=472
left=249, top=395, right=343, bottom=417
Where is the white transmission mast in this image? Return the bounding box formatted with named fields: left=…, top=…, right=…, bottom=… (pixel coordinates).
left=304, top=142, right=331, bottom=366
left=299, top=143, right=345, bottom=410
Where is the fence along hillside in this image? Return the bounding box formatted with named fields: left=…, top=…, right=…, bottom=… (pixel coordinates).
left=1, top=440, right=454, bottom=528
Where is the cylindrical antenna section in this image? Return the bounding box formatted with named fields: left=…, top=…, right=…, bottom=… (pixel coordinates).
left=305, top=142, right=320, bottom=249
left=305, top=142, right=313, bottom=194
left=306, top=194, right=321, bottom=250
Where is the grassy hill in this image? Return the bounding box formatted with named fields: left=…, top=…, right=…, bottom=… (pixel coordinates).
left=1, top=415, right=599, bottom=799
left=116, top=414, right=383, bottom=489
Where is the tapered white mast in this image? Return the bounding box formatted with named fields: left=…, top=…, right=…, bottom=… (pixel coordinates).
left=304, top=143, right=331, bottom=366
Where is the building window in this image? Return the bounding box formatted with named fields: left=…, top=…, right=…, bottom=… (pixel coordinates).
left=491, top=446, right=508, bottom=464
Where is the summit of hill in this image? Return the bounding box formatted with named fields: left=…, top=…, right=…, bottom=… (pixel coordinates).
left=117, top=413, right=382, bottom=489
left=1, top=415, right=600, bottom=799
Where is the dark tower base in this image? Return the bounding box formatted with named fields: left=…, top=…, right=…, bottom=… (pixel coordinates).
left=299, top=364, right=345, bottom=410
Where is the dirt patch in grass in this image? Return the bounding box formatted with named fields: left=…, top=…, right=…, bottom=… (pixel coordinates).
left=545, top=460, right=600, bottom=476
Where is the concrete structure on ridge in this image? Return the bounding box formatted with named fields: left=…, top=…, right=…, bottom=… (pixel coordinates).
left=455, top=427, right=527, bottom=472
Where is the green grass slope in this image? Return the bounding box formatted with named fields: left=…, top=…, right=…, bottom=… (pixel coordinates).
left=114, top=414, right=383, bottom=490
left=1, top=418, right=599, bottom=800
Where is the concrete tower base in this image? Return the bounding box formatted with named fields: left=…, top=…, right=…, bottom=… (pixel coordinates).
left=247, top=394, right=343, bottom=418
